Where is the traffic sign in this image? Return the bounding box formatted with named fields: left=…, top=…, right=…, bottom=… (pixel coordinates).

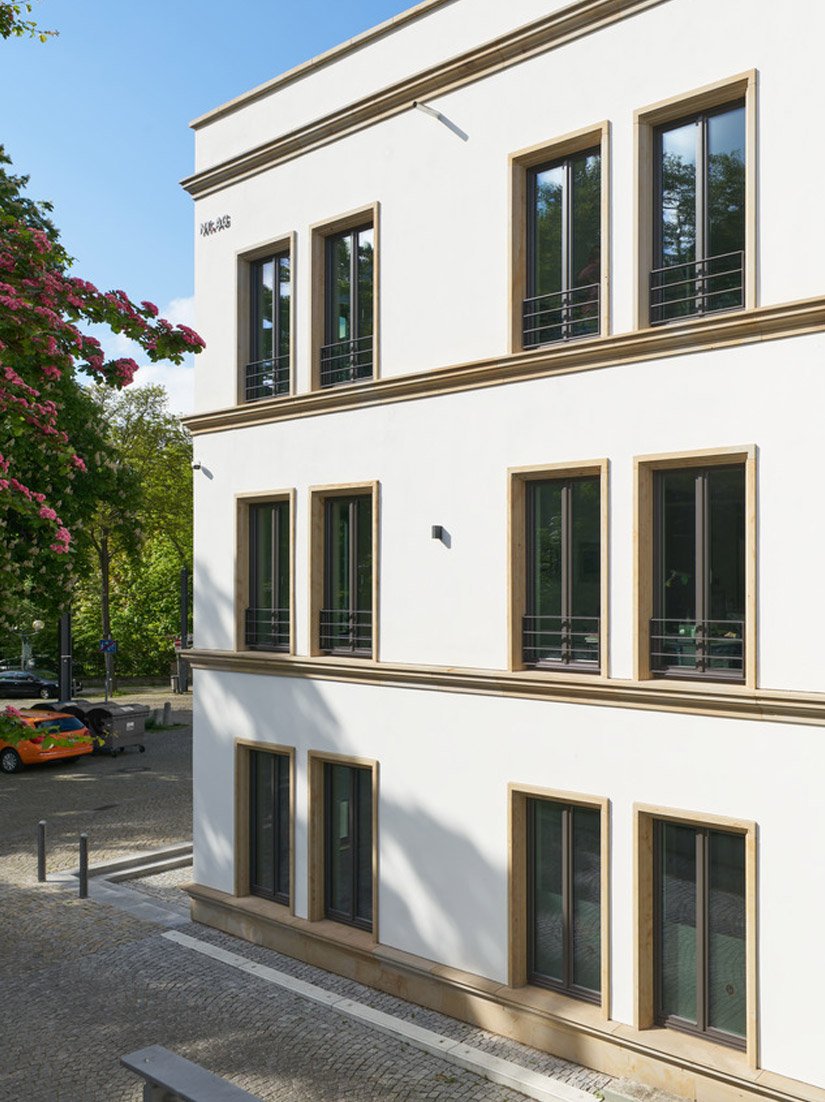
left=99, top=638, right=118, bottom=654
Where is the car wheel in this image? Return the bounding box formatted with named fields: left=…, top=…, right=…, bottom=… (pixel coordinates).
left=0, top=747, right=22, bottom=774
left=39, top=687, right=50, bottom=699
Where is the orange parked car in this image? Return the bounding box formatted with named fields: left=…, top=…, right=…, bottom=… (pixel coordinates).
left=0, top=709, right=94, bottom=774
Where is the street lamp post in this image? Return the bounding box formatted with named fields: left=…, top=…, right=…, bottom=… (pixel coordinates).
left=16, top=619, right=44, bottom=670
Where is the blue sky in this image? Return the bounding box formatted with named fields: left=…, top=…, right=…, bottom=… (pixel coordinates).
left=0, top=0, right=414, bottom=410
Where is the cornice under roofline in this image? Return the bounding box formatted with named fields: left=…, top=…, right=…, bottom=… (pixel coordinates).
left=182, top=295, right=825, bottom=435
left=189, top=0, right=456, bottom=131
left=186, top=648, right=825, bottom=728
left=182, top=0, right=669, bottom=198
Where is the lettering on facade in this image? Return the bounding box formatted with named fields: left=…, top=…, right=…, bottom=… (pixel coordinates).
left=200, top=215, right=232, bottom=237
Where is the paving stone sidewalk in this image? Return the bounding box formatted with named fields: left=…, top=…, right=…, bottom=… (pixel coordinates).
left=0, top=710, right=615, bottom=1101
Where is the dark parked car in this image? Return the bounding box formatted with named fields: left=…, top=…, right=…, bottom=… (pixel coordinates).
left=0, top=670, right=59, bottom=699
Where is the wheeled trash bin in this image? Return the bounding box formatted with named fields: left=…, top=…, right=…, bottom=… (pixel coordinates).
left=86, top=703, right=150, bottom=755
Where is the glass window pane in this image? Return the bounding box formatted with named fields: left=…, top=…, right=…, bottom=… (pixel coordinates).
left=659, top=121, right=696, bottom=266
left=277, top=255, right=291, bottom=360
left=708, top=831, right=746, bottom=1038
left=252, top=752, right=275, bottom=895
left=659, top=822, right=697, bottom=1025
left=355, top=495, right=372, bottom=613
left=253, top=259, right=275, bottom=362
left=571, top=152, right=601, bottom=290
left=707, top=106, right=745, bottom=261
left=251, top=504, right=275, bottom=609
left=570, top=478, right=600, bottom=662
left=327, top=765, right=353, bottom=918
left=530, top=800, right=564, bottom=984
left=355, top=768, right=373, bottom=924
left=357, top=227, right=374, bottom=340
left=276, top=755, right=290, bottom=900
left=707, top=466, right=745, bottom=671
left=571, top=806, right=601, bottom=994
left=527, top=481, right=563, bottom=663
left=532, top=165, right=564, bottom=298
left=327, top=499, right=351, bottom=614
left=659, top=471, right=697, bottom=623
left=329, top=233, right=352, bottom=342
left=275, top=502, right=289, bottom=615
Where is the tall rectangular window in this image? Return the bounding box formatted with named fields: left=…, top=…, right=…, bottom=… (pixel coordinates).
left=651, top=101, right=745, bottom=323
left=249, top=750, right=290, bottom=905
left=523, top=477, right=600, bottom=668
left=246, top=500, right=290, bottom=651
left=324, top=762, right=373, bottom=930
left=247, top=252, right=291, bottom=400
left=524, top=148, right=601, bottom=347
left=527, top=798, right=601, bottom=1002
left=654, top=820, right=746, bottom=1047
left=321, top=224, right=374, bottom=387
left=651, top=465, right=744, bottom=679
left=321, top=494, right=372, bottom=656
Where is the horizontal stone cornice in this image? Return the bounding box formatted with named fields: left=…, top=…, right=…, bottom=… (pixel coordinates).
left=183, top=296, right=825, bottom=435
left=185, top=647, right=825, bottom=727
left=183, top=0, right=668, bottom=198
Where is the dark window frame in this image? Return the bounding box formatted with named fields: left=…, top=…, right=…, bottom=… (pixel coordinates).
left=321, top=222, right=374, bottom=388
left=321, top=494, right=373, bottom=657
left=652, top=819, right=746, bottom=1050
left=523, top=475, right=601, bottom=670
left=650, top=99, right=745, bottom=325
left=524, top=146, right=601, bottom=348
left=651, top=464, right=745, bottom=682
left=249, top=749, right=291, bottom=906
left=247, top=250, right=291, bottom=401
left=526, top=797, right=601, bottom=1004
left=323, top=762, right=373, bottom=931
left=246, top=499, right=290, bottom=652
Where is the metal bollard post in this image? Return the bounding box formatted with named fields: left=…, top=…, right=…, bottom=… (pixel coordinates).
left=37, top=819, right=46, bottom=882
left=162, top=701, right=172, bottom=726
left=79, top=833, right=88, bottom=899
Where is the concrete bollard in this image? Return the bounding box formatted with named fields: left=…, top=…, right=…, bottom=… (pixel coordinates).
left=37, top=819, right=46, bottom=882
left=162, top=701, right=172, bottom=726
left=79, top=833, right=88, bottom=899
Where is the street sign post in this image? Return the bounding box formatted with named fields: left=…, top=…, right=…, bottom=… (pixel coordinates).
left=99, top=638, right=117, bottom=701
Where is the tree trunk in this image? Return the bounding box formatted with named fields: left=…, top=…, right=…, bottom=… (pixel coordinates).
left=99, top=535, right=111, bottom=638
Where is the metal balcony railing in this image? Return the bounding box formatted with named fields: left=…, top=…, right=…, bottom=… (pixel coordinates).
left=522, top=283, right=600, bottom=348
left=522, top=615, right=600, bottom=668
left=319, top=608, right=372, bottom=656
left=245, top=607, right=290, bottom=651
left=245, top=355, right=290, bottom=402
left=649, top=618, right=744, bottom=677
left=319, top=335, right=373, bottom=387
left=649, top=250, right=744, bottom=325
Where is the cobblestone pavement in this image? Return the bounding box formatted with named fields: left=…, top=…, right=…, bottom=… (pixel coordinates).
left=0, top=710, right=615, bottom=1101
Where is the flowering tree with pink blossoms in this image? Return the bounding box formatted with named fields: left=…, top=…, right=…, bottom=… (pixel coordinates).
left=0, top=149, right=203, bottom=745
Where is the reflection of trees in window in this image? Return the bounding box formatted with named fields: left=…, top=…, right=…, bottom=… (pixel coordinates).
left=528, top=798, right=601, bottom=1001
left=322, top=225, right=374, bottom=386
left=651, top=466, right=745, bottom=679
left=652, top=103, right=745, bottom=323
left=655, top=820, right=746, bottom=1046
left=321, top=495, right=372, bottom=655
left=525, top=149, right=601, bottom=346
left=247, top=253, right=290, bottom=399
left=246, top=501, right=290, bottom=650
left=524, top=477, right=600, bottom=668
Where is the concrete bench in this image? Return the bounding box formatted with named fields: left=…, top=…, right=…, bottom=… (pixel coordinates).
left=120, top=1045, right=262, bottom=1102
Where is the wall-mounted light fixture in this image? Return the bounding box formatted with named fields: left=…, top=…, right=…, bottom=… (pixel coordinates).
left=431, top=525, right=444, bottom=540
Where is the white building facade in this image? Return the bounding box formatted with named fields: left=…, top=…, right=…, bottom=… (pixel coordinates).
left=184, top=2, right=825, bottom=1097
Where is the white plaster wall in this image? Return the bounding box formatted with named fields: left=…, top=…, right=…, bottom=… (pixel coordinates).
left=192, top=0, right=825, bottom=413
left=192, top=667, right=825, bottom=1088
left=193, top=332, right=825, bottom=695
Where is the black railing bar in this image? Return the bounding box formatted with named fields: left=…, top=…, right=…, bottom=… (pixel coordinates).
left=649, top=268, right=744, bottom=295
left=523, top=310, right=601, bottom=329
left=649, top=251, right=744, bottom=277
left=523, top=283, right=600, bottom=306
